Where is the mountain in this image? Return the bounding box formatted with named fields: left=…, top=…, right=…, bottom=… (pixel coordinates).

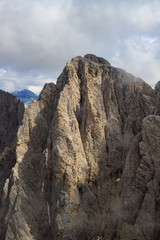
left=12, top=89, right=38, bottom=105
left=0, top=54, right=160, bottom=239
left=0, top=90, right=24, bottom=240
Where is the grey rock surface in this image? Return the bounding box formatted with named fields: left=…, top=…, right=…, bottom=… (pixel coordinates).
left=84, top=54, right=111, bottom=66
left=0, top=91, right=24, bottom=239
left=0, top=55, right=159, bottom=240
left=0, top=90, right=24, bottom=152
left=120, top=115, right=160, bottom=240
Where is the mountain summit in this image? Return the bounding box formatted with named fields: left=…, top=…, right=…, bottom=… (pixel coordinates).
left=0, top=54, right=160, bottom=240
left=12, top=89, right=38, bottom=105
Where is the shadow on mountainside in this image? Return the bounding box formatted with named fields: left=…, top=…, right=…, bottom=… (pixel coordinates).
left=0, top=91, right=24, bottom=239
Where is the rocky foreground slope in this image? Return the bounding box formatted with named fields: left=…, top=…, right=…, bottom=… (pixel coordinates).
left=0, top=54, right=160, bottom=239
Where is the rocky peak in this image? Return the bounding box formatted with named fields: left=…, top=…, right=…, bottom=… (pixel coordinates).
left=84, top=54, right=111, bottom=66
left=12, top=89, right=38, bottom=106
left=0, top=55, right=160, bottom=240
left=154, top=81, right=160, bottom=115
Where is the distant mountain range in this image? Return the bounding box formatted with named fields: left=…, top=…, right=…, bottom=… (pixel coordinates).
left=12, top=89, right=38, bottom=105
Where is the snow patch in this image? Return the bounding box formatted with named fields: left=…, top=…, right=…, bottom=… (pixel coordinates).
left=41, top=182, right=44, bottom=192
left=97, top=236, right=102, bottom=240
left=43, top=148, right=49, bottom=167
left=115, top=178, right=121, bottom=183
left=47, top=202, right=51, bottom=226
left=24, top=104, right=29, bottom=108
left=3, top=178, right=9, bottom=198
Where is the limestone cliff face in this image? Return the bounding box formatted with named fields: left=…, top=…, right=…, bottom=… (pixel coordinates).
left=0, top=54, right=159, bottom=240
left=120, top=115, right=160, bottom=240
left=1, top=83, right=60, bottom=240
left=0, top=91, right=24, bottom=238
left=0, top=90, right=24, bottom=153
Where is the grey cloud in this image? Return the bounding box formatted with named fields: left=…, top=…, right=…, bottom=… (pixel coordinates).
left=0, top=79, right=19, bottom=93
left=111, top=35, right=160, bottom=87
left=0, top=0, right=160, bottom=93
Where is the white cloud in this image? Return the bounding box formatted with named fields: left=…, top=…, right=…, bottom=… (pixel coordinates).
left=28, top=85, right=44, bottom=95
left=0, top=68, right=56, bottom=94
left=0, top=69, right=19, bottom=92
left=111, top=35, right=160, bottom=87
left=129, top=2, right=160, bottom=33
left=0, top=0, right=160, bottom=91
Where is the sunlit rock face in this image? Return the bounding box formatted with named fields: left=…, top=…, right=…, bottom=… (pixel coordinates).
left=1, top=55, right=160, bottom=240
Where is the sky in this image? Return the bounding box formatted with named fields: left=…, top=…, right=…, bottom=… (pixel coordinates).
left=0, top=0, right=160, bottom=94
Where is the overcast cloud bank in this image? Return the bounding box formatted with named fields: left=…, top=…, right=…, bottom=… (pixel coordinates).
left=0, top=0, right=160, bottom=94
